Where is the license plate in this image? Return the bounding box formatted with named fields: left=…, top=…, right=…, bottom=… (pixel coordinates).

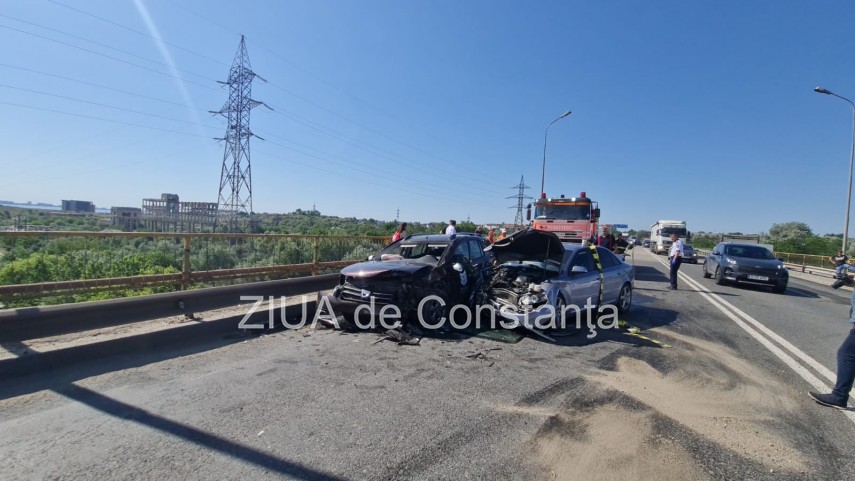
left=747, top=274, right=768, bottom=281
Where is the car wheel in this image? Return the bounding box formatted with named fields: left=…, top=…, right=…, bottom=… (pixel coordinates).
left=702, top=261, right=711, bottom=278
left=554, top=294, right=567, bottom=326
left=772, top=282, right=787, bottom=294
left=467, top=277, right=488, bottom=310
left=714, top=266, right=726, bottom=285
left=419, top=295, right=448, bottom=328
left=617, top=283, right=632, bottom=313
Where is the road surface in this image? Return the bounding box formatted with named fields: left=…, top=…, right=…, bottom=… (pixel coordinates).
left=1, top=248, right=854, bottom=480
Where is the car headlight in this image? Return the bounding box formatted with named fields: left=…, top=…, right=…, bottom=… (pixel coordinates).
left=520, top=294, right=547, bottom=306
left=777, top=264, right=785, bottom=269
left=726, top=258, right=738, bottom=265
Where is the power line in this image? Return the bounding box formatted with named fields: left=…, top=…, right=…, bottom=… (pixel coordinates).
left=0, top=13, right=217, bottom=83
left=212, top=36, right=268, bottom=229
left=54, top=0, right=511, bottom=188
left=1, top=15, right=507, bottom=190
left=0, top=100, right=213, bottom=138
left=507, top=175, right=532, bottom=229
left=47, top=0, right=228, bottom=67
left=0, top=64, right=207, bottom=112
left=0, top=22, right=219, bottom=92
left=0, top=84, right=221, bottom=130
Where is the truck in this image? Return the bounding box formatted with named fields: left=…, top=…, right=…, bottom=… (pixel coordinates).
left=718, top=233, right=774, bottom=253
left=527, top=192, right=600, bottom=243
left=720, top=234, right=760, bottom=244
left=650, top=220, right=689, bottom=255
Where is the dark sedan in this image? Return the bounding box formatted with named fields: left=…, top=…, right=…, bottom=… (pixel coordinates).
left=326, top=233, right=493, bottom=325
left=702, top=243, right=788, bottom=293
left=682, top=244, right=697, bottom=264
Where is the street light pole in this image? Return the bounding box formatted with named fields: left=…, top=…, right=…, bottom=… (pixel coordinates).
left=815, top=87, right=855, bottom=254
left=541, top=110, right=572, bottom=195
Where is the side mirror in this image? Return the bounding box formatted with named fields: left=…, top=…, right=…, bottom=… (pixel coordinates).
left=526, top=204, right=531, bottom=221
left=571, top=265, right=588, bottom=274
left=593, top=208, right=601, bottom=218
left=452, top=262, right=464, bottom=273
left=712, top=251, right=720, bottom=256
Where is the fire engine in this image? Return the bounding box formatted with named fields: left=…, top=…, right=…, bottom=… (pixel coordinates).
left=527, top=192, right=600, bottom=243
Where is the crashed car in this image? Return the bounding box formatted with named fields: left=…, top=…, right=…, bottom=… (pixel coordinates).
left=326, top=233, right=493, bottom=324
left=486, top=229, right=634, bottom=330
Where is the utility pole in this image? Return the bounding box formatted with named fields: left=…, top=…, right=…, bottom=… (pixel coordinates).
left=507, top=175, right=532, bottom=229
left=212, top=35, right=271, bottom=231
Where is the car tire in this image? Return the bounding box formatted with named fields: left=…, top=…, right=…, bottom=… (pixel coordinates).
left=617, top=283, right=632, bottom=313
left=419, top=294, right=448, bottom=328
left=714, top=266, right=727, bottom=285
left=702, top=262, right=711, bottom=278
left=772, top=282, right=787, bottom=294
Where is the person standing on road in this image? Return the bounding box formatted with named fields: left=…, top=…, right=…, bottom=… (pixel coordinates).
left=614, top=232, right=630, bottom=254
left=596, top=226, right=614, bottom=251
left=668, top=232, right=684, bottom=290
left=445, top=220, right=457, bottom=235
left=809, top=289, right=855, bottom=409
left=497, top=228, right=508, bottom=241
left=831, top=249, right=849, bottom=279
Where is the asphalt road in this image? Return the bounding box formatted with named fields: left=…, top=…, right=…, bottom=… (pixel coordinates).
left=1, top=248, right=854, bottom=480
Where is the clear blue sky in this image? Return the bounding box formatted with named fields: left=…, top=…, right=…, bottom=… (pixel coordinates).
left=1, top=0, right=854, bottom=234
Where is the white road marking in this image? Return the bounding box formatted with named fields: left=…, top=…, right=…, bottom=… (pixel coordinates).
left=646, top=251, right=855, bottom=423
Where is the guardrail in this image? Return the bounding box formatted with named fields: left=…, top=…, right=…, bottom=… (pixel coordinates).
left=0, top=231, right=388, bottom=307
left=693, top=249, right=837, bottom=270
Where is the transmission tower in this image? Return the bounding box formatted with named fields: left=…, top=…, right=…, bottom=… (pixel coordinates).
left=507, top=175, right=533, bottom=229
left=212, top=35, right=271, bottom=231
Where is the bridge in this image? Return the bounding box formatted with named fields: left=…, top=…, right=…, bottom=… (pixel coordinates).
left=1, top=237, right=854, bottom=480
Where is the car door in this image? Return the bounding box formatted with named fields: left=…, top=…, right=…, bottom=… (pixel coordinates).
left=466, top=238, right=491, bottom=293
left=707, top=243, right=723, bottom=273
left=596, top=247, right=623, bottom=303
left=564, top=249, right=600, bottom=309
left=448, top=239, right=474, bottom=299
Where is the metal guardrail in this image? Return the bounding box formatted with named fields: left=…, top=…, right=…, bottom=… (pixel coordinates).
left=0, top=231, right=388, bottom=306
left=693, top=249, right=837, bottom=270
left=0, top=274, right=337, bottom=343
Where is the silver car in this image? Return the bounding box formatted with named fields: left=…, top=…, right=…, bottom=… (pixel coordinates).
left=486, top=229, right=634, bottom=330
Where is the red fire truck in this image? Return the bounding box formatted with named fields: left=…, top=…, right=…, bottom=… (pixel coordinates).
left=527, top=192, right=600, bottom=243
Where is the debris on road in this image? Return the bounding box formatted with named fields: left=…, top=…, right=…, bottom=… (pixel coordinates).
left=372, top=328, right=421, bottom=346
left=465, top=347, right=502, bottom=361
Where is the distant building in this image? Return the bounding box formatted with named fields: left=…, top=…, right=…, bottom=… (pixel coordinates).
left=142, top=193, right=218, bottom=232
left=61, top=199, right=95, bottom=213
left=111, top=207, right=142, bottom=231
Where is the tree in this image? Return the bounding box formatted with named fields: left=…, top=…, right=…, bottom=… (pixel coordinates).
left=768, top=222, right=813, bottom=252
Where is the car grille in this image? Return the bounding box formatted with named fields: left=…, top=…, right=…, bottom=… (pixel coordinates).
left=339, top=279, right=398, bottom=304
left=739, top=266, right=780, bottom=277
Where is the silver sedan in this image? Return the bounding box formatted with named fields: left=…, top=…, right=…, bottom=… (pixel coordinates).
left=486, top=229, right=634, bottom=331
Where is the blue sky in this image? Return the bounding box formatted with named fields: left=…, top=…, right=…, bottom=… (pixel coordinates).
left=1, top=0, right=854, bottom=234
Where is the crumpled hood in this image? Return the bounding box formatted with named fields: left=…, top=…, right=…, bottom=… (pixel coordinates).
left=341, top=260, right=432, bottom=278
left=487, top=228, right=564, bottom=264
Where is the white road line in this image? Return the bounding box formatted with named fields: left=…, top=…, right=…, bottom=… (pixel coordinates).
left=645, top=252, right=855, bottom=423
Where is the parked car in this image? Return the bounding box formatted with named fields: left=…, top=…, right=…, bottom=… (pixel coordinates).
left=327, top=233, right=493, bottom=324
left=682, top=244, right=697, bottom=264
left=642, top=239, right=650, bottom=248
left=486, top=229, right=634, bottom=330
left=702, top=242, right=788, bottom=293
